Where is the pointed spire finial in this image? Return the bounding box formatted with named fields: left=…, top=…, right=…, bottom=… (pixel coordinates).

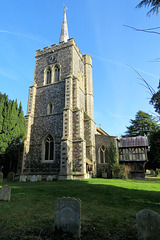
left=63, top=3, right=68, bottom=11
left=59, top=4, right=69, bottom=43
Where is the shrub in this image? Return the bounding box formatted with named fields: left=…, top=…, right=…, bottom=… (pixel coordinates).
left=112, top=164, right=126, bottom=179
left=124, top=165, right=132, bottom=179
left=107, top=140, right=119, bottom=178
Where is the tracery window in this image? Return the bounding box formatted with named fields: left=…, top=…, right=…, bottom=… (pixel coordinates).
left=44, top=134, right=54, bottom=161
left=99, top=145, right=108, bottom=164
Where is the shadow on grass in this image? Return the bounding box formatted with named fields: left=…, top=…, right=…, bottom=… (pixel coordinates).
left=0, top=179, right=160, bottom=239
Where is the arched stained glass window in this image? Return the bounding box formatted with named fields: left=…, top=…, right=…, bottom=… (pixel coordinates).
left=44, top=134, right=54, bottom=160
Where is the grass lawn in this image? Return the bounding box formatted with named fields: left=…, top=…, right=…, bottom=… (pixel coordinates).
left=0, top=177, right=160, bottom=239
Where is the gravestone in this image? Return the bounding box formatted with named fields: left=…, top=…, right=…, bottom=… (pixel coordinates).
left=30, top=175, right=37, bottom=182
left=0, top=172, right=3, bottom=183
left=54, top=197, right=81, bottom=238
left=7, top=172, right=15, bottom=181
left=19, top=175, right=27, bottom=182
left=0, top=185, right=11, bottom=201
left=150, top=169, right=155, bottom=175
left=136, top=209, right=160, bottom=240
left=46, top=175, right=53, bottom=181
left=146, top=169, right=150, bottom=174
left=37, top=175, right=42, bottom=181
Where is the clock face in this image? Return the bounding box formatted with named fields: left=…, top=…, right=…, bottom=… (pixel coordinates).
left=48, top=55, right=56, bottom=64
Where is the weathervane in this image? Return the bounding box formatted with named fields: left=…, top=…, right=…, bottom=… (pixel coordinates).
left=63, top=3, right=68, bottom=11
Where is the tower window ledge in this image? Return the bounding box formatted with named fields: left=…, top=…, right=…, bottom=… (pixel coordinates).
left=41, top=160, right=54, bottom=164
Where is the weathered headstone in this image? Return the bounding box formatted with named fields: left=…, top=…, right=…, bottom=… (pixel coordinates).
left=0, top=172, right=3, bottom=183
left=136, top=209, right=160, bottom=240
left=7, top=172, right=15, bottom=181
left=150, top=169, right=155, bottom=175
left=46, top=175, right=53, bottom=181
left=37, top=175, right=42, bottom=181
left=54, top=197, right=81, bottom=238
left=146, top=169, right=150, bottom=174
left=19, top=175, right=27, bottom=182
left=0, top=185, right=11, bottom=201
left=30, top=175, right=37, bottom=182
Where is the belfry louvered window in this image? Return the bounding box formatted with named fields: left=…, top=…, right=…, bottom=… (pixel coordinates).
left=54, top=66, right=60, bottom=82
left=46, top=68, right=52, bottom=84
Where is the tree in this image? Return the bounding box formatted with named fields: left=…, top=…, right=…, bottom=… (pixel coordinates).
left=150, top=84, right=160, bottom=116
left=148, top=129, right=160, bottom=169
left=0, top=93, right=26, bottom=175
left=123, top=110, right=160, bottom=169
left=136, top=0, right=160, bottom=16
left=122, top=110, right=159, bottom=137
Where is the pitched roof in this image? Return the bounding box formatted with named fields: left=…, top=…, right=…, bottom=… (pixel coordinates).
left=96, top=127, right=109, bottom=136
left=119, top=136, right=148, bottom=148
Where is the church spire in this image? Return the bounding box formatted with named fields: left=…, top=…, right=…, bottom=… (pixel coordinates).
left=59, top=5, right=69, bottom=43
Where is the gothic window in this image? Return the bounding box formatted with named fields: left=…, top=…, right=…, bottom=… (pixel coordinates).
left=99, top=145, right=108, bottom=164
left=100, top=149, right=103, bottom=163
left=44, top=67, right=52, bottom=85
left=105, top=150, right=108, bottom=163
left=54, top=66, right=60, bottom=82
left=44, top=134, right=54, bottom=161
left=46, top=68, right=52, bottom=84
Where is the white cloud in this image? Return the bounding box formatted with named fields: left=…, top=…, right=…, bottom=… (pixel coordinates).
left=92, top=55, right=159, bottom=79
left=0, top=30, right=50, bottom=45
left=0, top=68, right=17, bottom=80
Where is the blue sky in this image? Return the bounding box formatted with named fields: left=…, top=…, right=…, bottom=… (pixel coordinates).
left=0, top=0, right=160, bottom=137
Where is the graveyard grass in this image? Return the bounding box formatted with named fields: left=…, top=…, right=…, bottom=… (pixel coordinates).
left=0, top=177, right=160, bottom=240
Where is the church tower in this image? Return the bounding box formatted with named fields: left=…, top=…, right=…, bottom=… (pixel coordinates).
left=21, top=7, right=96, bottom=179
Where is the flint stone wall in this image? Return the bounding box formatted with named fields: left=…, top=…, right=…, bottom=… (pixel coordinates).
left=24, top=83, right=64, bottom=173
left=95, top=135, right=117, bottom=177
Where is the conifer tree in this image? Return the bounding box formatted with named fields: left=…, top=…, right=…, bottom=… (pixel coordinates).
left=0, top=93, right=26, bottom=175
left=122, top=110, right=159, bottom=137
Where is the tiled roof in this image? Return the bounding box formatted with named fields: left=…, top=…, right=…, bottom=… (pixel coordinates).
left=119, top=136, right=148, bottom=148
left=96, top=127, right=109, bottom=136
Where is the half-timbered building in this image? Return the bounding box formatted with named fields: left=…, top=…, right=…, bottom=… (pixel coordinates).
left=119, top=136, right=148, bottom=179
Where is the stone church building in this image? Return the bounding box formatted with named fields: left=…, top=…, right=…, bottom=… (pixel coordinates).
left=19, top=8, right=118, bottom=180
